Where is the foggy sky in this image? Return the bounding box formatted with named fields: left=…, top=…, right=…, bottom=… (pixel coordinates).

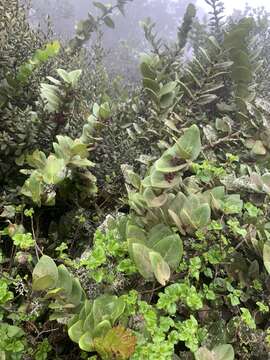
left=197, top=0, right=270, bottom=14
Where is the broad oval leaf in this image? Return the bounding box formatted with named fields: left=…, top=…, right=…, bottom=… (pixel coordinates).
left=149, top=251, right=170, bottom=286
left=32, top=255, right=58, bottom=291
left=176, top=125, right=201, bottom=161
left=104, top=16, right=115, bottom=29
left=263, top=241, right=270, bottom=274
left=132, top=243, right=154, bottom=280
left=151, top=234, right=183, bottom=270
left=214, top=344, right=235, bottom=360
left=68, top=320, right=84, bottom=344
left=79, top=331, right=95, bottom=352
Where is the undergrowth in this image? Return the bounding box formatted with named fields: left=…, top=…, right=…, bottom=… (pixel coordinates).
left=1, top=0, right=270, bottom=359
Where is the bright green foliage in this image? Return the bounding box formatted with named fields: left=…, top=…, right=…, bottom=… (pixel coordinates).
left=175, top=315, right=207, bottom=352
left=34, top=339, right=52, bottom=360
left=0, top=323, right=26, bottom=360
left=0, top=279, right=14, bottom=305
left=1, top=224, right=35, bottom=250
left=12, top=233, right=35, bottom=250
left=79, top=226, right=135, bottom=283
left=20, top=99, right=112, bottom=205
left=17, top=41, right=61, bottom=84
left=157, top=282, right=204, bottom=313
left=240, top=308, right=256, bottom=329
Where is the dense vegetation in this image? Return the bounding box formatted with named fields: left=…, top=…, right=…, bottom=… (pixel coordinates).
left=1, top=0, right=270, bottom=359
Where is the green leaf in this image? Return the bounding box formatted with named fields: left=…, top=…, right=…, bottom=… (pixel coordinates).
left=104, top=16, right=115, bottom=28
left=42, top=156, right=66, bottom=184
left=32, top=255, right=58, bottom=291
left=155, top=147, right=185, bottom=173
left=195, top=348, right=213, bottom=360
left=149, top=251, right=170, bottom=286
left=20, top=172, right=43, bottom=205
left=132, top=243, right=154, bottom=280
left=56, top=265, right=73, bottom=296
left=160, top=92, right=175, bottom=109
left=252, top=140, right=267, bottom=155
left=67, top=69, right=82, bottom=86
left=214, top=345, right=235, bottom=360
left=79, top=331, right=95, bottom=352
left=151, top=234, right=183, bottom=270
left=150, top=169, right=181, bottom=189
left=193, top=203, right=211, bottom=228
left=68, top=320, right=84, bottom=343
left=195, top=344, right=234, bottom=360
left=231, top=66, right=252, bottom=83
left=222, top=194, right=243, bottom=214
left=69, top=279, right=83, bottom=307
left=143, top=78, right=160, bottom=94
left=140, top=62, right=156, bottom=80
left=197, top=94, right=218, bottom=105
left=93, top=1, right=108, bottom=12
left=40, top=83, right=61, bottom=113
left=57, top=69, right=82, bottom=86
left=148, top=224, right=172, bottom=246
left=176, top=125, right=201, bottom=161
left=159, top=81, right=177, bottom=97
left=92, top=295, right=125, bottom=327
left=263, top=241, right=270, bottom=274
left=143, top=188, right=168, bottom=207
left=92, top=320, right=112, bottom=338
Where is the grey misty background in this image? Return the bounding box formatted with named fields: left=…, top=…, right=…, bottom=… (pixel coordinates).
left=27, top=0, right=270, bottom=82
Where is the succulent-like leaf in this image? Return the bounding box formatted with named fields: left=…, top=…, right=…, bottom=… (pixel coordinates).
left=56, top=265, right=73, bottom=297
left=151, top=234, right=183, bottom=270
left=69, top=278, right=83, bottom=307
left=92, top=320, right=112, bottom=338
left=149, top=251, right=170, bottom=286
left=32, top=255, right=58, bottom=291
left=140, top=62, right=155, bottom=80
left=175, top=125, right=201, bottom=160
left=195, top=344, right=234, bottom=360
left=132, top=243, right=154, bottom=280
left=92, top=295, right=125, bottom=327
left=143, top=188, right=168, bottom=208
left=42, top=156, right=66, bottom=184
left=68, top=320, right=84, bottom=343
left=79, top=331, right=95, bottom=352
left=263, top=241, right=270, bottom=274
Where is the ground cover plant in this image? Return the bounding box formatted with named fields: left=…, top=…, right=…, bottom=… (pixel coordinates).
left=1, top=0, right=270, bottom=359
